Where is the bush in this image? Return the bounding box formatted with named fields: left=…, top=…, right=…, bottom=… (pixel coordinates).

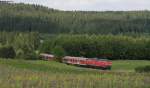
left=135, top=65, right=150, bottom=73
left=24, top=53, right=39, bottom=60
left=39, top=40, right=54, bottom=54
left=16, top=49, right=39, bottom=60
left=0, top=45, right=16, bottom=58
left=51, top=46, right=66, bottom=62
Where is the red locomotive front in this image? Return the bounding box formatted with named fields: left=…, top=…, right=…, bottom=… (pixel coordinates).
left=94, top=59, right=112, bottom=70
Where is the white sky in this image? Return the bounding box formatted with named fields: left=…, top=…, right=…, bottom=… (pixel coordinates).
left=6, top=0, right=150, bottom=11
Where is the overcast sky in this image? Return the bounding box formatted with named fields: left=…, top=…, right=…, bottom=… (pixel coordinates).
left=7, top=0, right=150, bottom=11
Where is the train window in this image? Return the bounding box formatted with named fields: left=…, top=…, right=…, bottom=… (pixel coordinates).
left=75, top=60, right=77, bottom=62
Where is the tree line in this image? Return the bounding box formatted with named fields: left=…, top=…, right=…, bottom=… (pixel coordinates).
left=0, top=32, right=150, bottom=60
left=0, top=2, right=150, bottom=34
left=0, top=32, right=40, bottom=59
left=0, top=2, right=150, bottom=60
left=41, top=35, right=150, bottom=60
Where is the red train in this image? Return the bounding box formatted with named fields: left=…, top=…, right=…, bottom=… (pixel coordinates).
left=40, top=53, right=112, bottom=70
left=62, top=56, right=112, bottom=70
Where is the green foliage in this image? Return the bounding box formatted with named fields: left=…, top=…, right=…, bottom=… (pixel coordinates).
left=39, top=40, right=54, bottom=53
left=42, top=35, right=150, bottom=60
left=0, top=3, right=150, bottom=34
left=0, top=32, right=40, bottom=59
left=1, top=32, right=150, bottom=60
left=0, top=45, right=16, bottom=58
left=52, top=46, right=66, bottom=62
left=1, top=3, right=150, bottom=60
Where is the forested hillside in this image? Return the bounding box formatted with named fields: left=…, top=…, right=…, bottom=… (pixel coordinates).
left=0, top=2, right=150, bottom=60
left=0, top=2, right=150, bottom=34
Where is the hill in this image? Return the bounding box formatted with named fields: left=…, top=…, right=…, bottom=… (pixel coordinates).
left=0, top=2, right=150, bottom=34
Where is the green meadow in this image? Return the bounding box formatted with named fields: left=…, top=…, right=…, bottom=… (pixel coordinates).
left=0, top=59, right=150, bottom=88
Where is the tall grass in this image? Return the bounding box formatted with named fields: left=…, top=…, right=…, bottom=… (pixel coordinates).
left=0, top=59, right=150, bottom=88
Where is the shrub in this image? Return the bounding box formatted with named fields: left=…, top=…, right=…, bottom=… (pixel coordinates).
left=24, top=53, right=39, bottom=60
left=0, top=45, right=16, bottom=58
left=39, top=40, right=54, bottom=54
left=16, top=49, right=39, bottom=60
left=51, top=46, right=66, bottom=62
left=135, top=65, right=150, bottom=73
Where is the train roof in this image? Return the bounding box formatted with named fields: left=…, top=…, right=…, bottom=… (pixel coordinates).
left=40, top=53, right=54, bottom=57
left=63, top=56, right=87, bottom=60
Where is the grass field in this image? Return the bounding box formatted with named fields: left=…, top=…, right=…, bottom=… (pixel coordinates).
left=0, top=59, right=150, bottom=88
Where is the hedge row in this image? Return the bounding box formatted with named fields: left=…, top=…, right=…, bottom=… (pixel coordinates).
left=41, top=35, right=150, bottom=60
